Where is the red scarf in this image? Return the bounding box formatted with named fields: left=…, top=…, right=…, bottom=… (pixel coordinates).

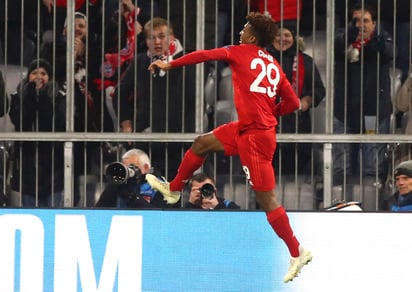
left=292, top=52, right=305, bottom=97
left=351, top=33, right=372, bottom=51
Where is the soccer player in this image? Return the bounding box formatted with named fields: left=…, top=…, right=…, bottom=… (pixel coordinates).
left=146, top=12, right=312, bottom=283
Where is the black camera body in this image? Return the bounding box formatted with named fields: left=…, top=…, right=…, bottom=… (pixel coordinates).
left=105, top=162, right=144, bottom=184
left=200, top=183, right=216, bottom=199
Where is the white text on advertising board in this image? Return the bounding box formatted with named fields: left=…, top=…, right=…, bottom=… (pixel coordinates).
left=0, top=214, right=143, bottom=292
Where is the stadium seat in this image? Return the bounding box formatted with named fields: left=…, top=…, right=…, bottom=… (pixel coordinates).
left=0, top=40, right=3, bottom=64
left=332, top=176, right=382, bottom=211
left=276, top=175, right=316, bottom=211
left=204, top=67, right=217, bottom=107
left=220, top=174, right=254, bottom=210
left=218, top=66, right=233, bottom=101
left=0, top=65, right=27, bottom=132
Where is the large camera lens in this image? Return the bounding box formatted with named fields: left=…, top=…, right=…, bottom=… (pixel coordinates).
left=105, top=162, right=141, bottom=184
left=200, top=183, right=215, bottom=199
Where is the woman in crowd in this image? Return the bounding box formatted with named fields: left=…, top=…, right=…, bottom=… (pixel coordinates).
left=267, top=24, right=325, bottom=175
left=9, top=59, right=66, bottom=207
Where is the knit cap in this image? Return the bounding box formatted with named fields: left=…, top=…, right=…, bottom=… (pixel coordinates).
left=394, top=160, right=412, bottom=178
left=276, top=21, right=297, bottom=38
left=27, top=58, right=52, bottom=76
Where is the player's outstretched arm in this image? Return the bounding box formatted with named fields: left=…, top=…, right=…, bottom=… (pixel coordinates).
left=147, top=60, right=172, bottom=74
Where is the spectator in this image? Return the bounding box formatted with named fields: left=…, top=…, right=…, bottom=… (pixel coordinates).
left=378, top=0, right=411, bottom=135
left=95, top=148, right=180, bottom=208
left=0, top=0, right=40, bottom=65
left=40, top=11, right=90, bottom=87
left=92, top=0, right=142, bottom=132
left=41, top=0, right=102, bottom=45
left=335, top=0, right=410, bottom=82
left=389, top=160, right=412, bottom=211
left=146, top=12, right=312, bottom=283
left=114, top=17, right=196, bottom=178
left=0, top=70, right=8, bottom=206
left=250, top=0, right=319, bottom=37
left=249, top=0, right=302, bottom=24
left=0, top=70, right=7, bottom=117
left=267, top=24, right=325, bottom=175
left=249, top=0, right=303, bottom=36
left=393, top=64, right=412, bottom=164
left=40, top=12, right=101, bottom=206
left=379, top=0, right=410, bottom=83
left=333, top=2, right=393, bottom=185
left=184, top=173, right=240, bottom=210
left=9, top=59, right=66, bottom=207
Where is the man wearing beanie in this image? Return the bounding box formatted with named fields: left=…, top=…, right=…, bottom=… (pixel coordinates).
left=390, top=160, right=412, bottom=211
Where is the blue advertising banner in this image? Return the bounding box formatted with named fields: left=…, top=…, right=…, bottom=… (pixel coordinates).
left=0, top=209, right=284, bottom=292
left=1, top=209, right=412, bottom=292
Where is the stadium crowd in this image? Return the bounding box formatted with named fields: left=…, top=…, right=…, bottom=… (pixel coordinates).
left=0, top=0, right=411, bottom=211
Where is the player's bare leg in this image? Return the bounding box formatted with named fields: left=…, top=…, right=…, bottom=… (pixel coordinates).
left=146, top=132, right=224, bottom=201
left=255, top=190, right=312, bottom=283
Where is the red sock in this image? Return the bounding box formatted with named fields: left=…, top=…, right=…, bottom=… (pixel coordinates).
left=266, top=206, right=300, bottom=257
left=169, top=148, right=206, bottom=191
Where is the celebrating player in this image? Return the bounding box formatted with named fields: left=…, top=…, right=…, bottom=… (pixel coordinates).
left=146, top=12, right=312, bottom=283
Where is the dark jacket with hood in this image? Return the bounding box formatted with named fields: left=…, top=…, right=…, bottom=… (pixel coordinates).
left=9, top=60, right=66, bottom=196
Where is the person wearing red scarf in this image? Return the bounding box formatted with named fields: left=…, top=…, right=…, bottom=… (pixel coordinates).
left=113, top=17, right=196, bottom=178
left=267, top=24, right=325, bottom=175
left=333, top=3, right=393, bottom=190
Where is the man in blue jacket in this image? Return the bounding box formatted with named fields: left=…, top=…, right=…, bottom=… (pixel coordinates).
left=390, top=160, right=412, bottom=211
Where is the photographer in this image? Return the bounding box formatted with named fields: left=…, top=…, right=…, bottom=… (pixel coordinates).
left=95, top=149, right=181, bottom=208
left=184, top=173, right=240, bottom=210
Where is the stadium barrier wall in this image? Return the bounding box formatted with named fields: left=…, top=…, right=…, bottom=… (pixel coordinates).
left=0, top=209, right=411, bottom=292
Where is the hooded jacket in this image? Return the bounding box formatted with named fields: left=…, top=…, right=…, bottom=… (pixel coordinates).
left=9, top=71, right=66, bottom=197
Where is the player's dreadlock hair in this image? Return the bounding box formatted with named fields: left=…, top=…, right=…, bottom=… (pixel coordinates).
left=246, top=12, right=278, bottom=48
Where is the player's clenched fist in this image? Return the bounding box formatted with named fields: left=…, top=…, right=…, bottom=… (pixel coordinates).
left=147, top=60, right=171, bottom=74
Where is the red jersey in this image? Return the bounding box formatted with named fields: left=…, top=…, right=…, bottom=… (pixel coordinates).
left=170, top=45, right=300, bottom=132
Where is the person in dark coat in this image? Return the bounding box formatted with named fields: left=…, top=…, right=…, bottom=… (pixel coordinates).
left=113, top=17, right=196, bottom=179
left=332, top=2, right=393, bottom=185
left=267, top=24, right=325, bottom=175
left=9, top=59, right=66, bottom=207
left=40, top=12, right=102, bottom=205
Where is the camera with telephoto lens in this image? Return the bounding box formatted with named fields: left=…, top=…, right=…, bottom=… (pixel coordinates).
left=200, top=183, right=216, bottom=199
left=105, top=162, right=144, bottom=184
